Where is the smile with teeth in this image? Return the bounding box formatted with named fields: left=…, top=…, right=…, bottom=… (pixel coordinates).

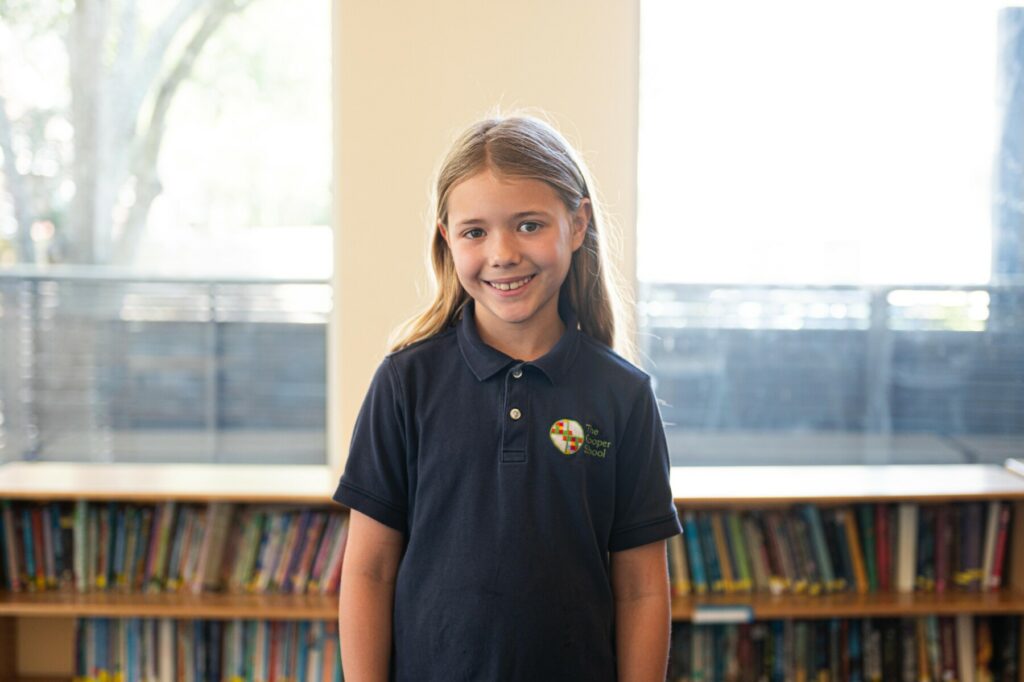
left=486, top=275, right=534, bottom=291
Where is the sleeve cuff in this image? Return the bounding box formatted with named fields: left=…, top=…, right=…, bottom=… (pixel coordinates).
left=608, top=511, right=682, bottom=552
left=333, top=480, right=408, bottom=534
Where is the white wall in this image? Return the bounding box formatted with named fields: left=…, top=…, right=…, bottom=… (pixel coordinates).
left=329, top=0, right=641, bottom=472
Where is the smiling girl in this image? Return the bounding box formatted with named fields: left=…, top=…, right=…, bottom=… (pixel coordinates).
left=334, top=114, right=681, bottom=681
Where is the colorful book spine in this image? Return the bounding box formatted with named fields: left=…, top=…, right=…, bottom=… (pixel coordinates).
left=896, top=503, right=918, bottom=594
left=915, top=505, right=935, bottom=592
left=980, top=501, right=1001, bottom=592
left=683, top=511, right=708, bottom=595
left=741, top=513, right=771, bottom=593
left=320, top=516, right=349, bottom=595
left=857, top=504, right=877, bottom=593
left=840, top=508, right=869, bottom=594
left=21, top=507, right=36, bottom=591
left=709, top=511, right=736, bottom=593
left=801, top=505, right=836, bottom=593
left=763, top=511, right=794, bottom=594
left=667, top=533, right=691, bottom=597
left=874, top=503, right=890, bottom=593
left=292, top=511, right=328, bottom=595
left=725, top=510, right=753, bottom=593
left=987, top=502, right=1011, bottom=591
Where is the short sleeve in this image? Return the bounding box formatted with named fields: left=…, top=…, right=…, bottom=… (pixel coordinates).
left=332, top=357, right=409, bottom=533
left=608, top=377, right=682, bottom=552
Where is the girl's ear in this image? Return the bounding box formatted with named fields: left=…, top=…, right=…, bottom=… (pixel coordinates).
left=571, top=199, right=592, bottom=251
left=438, top=221, right=449, bottom=243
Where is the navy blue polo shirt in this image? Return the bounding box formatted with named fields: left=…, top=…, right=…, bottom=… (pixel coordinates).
left=333, top=300, right=681, bottom=681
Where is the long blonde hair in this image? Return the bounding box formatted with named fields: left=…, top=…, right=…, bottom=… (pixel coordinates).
left=390, top=114, right=631, bottom=357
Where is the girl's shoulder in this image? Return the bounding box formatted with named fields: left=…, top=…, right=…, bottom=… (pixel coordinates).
left=384, top=327, right=458, bottom=367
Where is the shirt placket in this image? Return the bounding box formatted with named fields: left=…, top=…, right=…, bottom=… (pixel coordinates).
left=500, top=363, right=529, bottom=463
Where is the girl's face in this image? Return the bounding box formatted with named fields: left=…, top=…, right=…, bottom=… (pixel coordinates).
left=440, top=167, right=589, bottom=350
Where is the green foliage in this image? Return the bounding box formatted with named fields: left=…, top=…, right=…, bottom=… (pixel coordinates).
left=0, top=0, right=72, bottom=35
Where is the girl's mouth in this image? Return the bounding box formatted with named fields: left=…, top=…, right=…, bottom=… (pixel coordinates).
left=486, top=275, right=534, bottom=292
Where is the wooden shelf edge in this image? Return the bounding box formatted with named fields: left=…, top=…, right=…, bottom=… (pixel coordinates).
left=0, top=591, right=338, bottom=621
left=670, top=590, right=1024, bottom=621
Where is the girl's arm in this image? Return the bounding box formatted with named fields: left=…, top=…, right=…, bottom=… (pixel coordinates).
left=338, top=510, right=405, bottom=682
left=610, top=539, right=672, bottom=682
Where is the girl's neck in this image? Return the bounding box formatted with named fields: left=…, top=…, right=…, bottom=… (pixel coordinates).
left=475, top=315, right=566, bottom=362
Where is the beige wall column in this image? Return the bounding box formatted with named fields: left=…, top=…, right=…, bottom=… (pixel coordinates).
left=329, top=0, right=641, bottom=472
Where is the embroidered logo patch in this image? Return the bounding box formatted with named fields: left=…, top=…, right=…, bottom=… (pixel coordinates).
left=549, top=419, right=585, bottom=455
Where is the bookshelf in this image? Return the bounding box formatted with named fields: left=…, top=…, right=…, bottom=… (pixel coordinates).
left=0, top=462, right=343, bottom=680
left=2, top=461, right=1024, bottom=679
left=668, top=461, right=1024, bottom=678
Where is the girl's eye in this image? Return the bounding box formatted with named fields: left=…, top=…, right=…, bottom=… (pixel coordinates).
left=463, top=228, right=485, bottom=239
left=518, top=221, right=542, bottom=233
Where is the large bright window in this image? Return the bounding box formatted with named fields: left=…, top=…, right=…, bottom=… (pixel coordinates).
left=0, top=0, right=331, bottom=464
left=639, top=2, right=1024, bottom=466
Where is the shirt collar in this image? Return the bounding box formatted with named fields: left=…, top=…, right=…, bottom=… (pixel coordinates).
left=456, top=295, right=581, bottom=385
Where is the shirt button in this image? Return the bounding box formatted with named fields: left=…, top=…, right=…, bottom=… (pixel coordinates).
left=510, top=408, right=522, bottom=420
left=512, top=367, right=523, bottom=379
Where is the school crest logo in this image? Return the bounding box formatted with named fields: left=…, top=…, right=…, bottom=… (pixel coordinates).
left=549, top=419, right=585, bottom=455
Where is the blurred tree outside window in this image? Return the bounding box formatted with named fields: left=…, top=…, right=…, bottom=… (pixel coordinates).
left=0, top=0, right=331, bottom=464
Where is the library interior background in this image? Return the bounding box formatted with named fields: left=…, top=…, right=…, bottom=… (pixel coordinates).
left=1, top=1, right=1024, bottom=680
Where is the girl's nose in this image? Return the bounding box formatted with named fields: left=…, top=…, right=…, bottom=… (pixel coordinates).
left=488, top=231, right=520, bottom=267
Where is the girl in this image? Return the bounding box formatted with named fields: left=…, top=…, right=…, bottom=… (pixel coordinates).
left=334, top=114, right=680, bottom=681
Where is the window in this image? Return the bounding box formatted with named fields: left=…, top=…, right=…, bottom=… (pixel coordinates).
left=0, top=0, right=331, bottom=464
left=638, top=2, right=1024, bottom=466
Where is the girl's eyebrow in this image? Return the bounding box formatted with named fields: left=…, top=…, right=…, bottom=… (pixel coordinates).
left=455, top=211, right=553, bottom=228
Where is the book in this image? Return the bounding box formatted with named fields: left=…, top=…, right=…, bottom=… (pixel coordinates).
left=741, top=512, right=771, bottom=593
left=667, top=533, right=690, bottom=597
left=41, top=504, right=57, bottom=589
left=165, top=506, right=192, bottom=592
left=829, top=507, right=855, bottom=594
left=763, top=510, right=795, bottom=594
left=320, top=516, right=349, bottom=595
left=839, top=507, right=869, bottom=594
left=956, top=614, right=975, bottom=682
left=857, top=504, right=878, bottom=592
left=801, top=504, right=837, bottom=593
left=709, top=511, right=736, bottom=593
left=1, top=500, right=20, bottom=592
left=935, top=504, right=952, bottom=593
left=681, top=510, right=707, bottom=595
left=940, top=617, right=958, bottom=681
left=958, top=502, right=984, bottom=591
left=980, top=501, right=1001, bottom=592
left=875, top=503, right=891, bottom=593
left=896, top=503, right=918, bottom=594
left=915, top=505, right=935, bottom=592
left=789, top=512, right=821, bottom=595
left=987, top=502, right=1011, bottom=591
left=698, top=512, right=724, bottom=594
left=725, top=510, right=753, bottom=592
left=274, top=508, right=309, bottom=593
left=194, top=502, right=234, bottom=594
left=308, top=513, right=339, bottom=593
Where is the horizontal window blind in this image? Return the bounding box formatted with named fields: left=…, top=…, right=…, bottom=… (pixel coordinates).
left=639, top=283, right=1024, bottom=466
left=0, top=272, right=329, bottom=464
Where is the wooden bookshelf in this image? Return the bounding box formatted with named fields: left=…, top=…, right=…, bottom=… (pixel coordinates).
left=0, top=461, right=339, bottom=504
left=3, top=461, right=1024, bottom=678
left=669, top=461, right=1024, bottom=677
left=0, top=462, right=342, bottom=679
left=672, top=589, right=1024, bottom=620
left=669, top=463, right=1024, bottom=507
left=0, top=590, right=337, bottom=620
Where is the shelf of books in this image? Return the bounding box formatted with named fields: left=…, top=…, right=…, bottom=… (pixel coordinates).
left=665, top=461, right=1024, bottom=680
left=0, top=462, right=346, bottom=681
left=2, top=460, right=1024, bottom=680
